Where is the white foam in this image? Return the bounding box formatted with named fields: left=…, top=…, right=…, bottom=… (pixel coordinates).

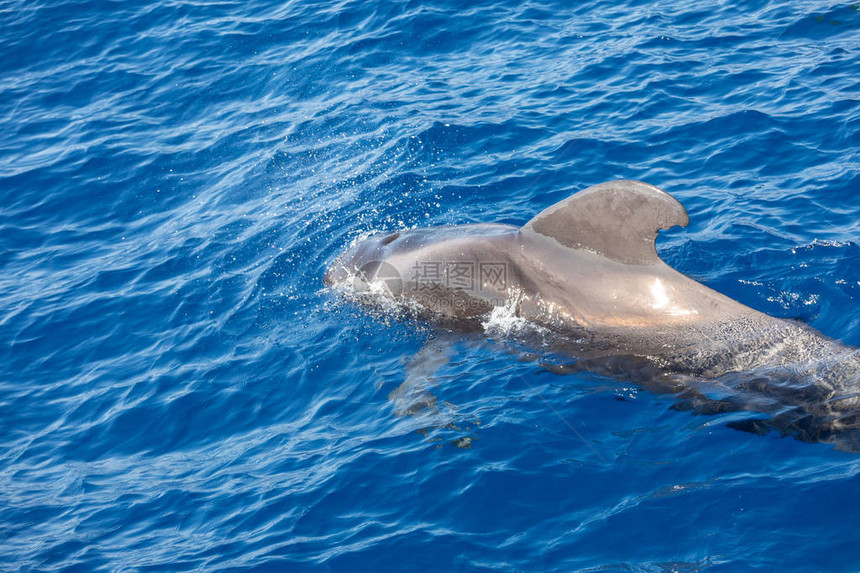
left=480, top=292, right=539, bottom=338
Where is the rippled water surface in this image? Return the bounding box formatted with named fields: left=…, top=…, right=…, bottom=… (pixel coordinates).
left=2, top=0, right=859, bottom=570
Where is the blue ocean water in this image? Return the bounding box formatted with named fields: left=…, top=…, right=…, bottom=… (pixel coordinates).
left=1, top=0, right=859, bottom=570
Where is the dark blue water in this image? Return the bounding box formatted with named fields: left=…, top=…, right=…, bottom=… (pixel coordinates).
left=2, top=0, right=859, bottom=570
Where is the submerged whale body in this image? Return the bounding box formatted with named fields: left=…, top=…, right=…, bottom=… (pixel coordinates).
left=326, top=180, right=860, bottom=450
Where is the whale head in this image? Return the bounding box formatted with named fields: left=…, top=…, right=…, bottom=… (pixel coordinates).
left=324, top=231, right=405, bottom=296
left=325, top=223, right=522, bottom=318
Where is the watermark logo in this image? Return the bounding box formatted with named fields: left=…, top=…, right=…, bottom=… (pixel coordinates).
left=479, top=262, right=507, bottom=291
left=411, top=261, right=507, bottom=293
left=353, top=260, right=510, bottom=312
left=356, top=260, right=403, bottom=297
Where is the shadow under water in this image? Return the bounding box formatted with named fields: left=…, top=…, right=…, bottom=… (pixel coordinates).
left=383, top=308, right=860, bottom=453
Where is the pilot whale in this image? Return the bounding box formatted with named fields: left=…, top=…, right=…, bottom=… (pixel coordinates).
left=326, top=180, right=860, bottom=450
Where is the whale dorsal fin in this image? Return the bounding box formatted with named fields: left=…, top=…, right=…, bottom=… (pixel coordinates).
left=522, top=180, right=689, bottom=265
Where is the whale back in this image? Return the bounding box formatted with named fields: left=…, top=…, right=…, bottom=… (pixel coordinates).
left=523, top=180, right=689, bottom=265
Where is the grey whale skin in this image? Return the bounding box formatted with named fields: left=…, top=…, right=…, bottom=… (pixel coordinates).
left=326, top=180, right=860, bottom=450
